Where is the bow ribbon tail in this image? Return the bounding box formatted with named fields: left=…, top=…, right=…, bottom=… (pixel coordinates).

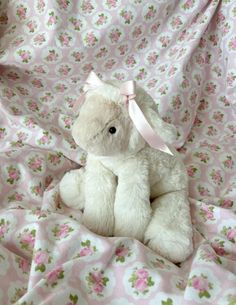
left=128, top=99, right=173, bottom=156
left=73, top=91, right=87, bottom=113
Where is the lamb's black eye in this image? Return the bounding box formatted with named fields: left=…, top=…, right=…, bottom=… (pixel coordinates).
left=109, top=127, right=116, bottom=134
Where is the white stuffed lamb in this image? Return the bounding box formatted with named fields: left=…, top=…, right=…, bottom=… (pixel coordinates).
left=59, top=72, right=193, bottom=263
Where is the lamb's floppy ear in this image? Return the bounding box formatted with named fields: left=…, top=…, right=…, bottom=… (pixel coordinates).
left=83, top=71, right=104, bottom=92
left=134, top=86, right=177, bottom=145
left=144, top=107, right=177, bottom=144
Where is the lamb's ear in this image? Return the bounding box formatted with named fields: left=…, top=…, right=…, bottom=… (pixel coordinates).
left=145, top=107, right=177, bottom=144
left=83, top=71, right=104, bottom=92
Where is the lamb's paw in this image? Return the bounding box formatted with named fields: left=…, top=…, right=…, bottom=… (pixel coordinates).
left=59, top=169, right=85, bottom=209
left=82, top=212, right=114, bottom=237
left=144, top=225, right=193, bottom=263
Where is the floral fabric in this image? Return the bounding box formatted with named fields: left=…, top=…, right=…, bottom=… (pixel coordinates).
left=0, top=0, right=236, bottom=304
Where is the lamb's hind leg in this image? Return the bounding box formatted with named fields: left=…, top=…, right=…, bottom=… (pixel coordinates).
left=144, top=190, right=193, bottom=263
left=59, top=168, right=85, bottom=210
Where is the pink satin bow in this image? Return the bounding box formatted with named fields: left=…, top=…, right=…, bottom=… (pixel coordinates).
left=73, top=72, right=173, bottom=156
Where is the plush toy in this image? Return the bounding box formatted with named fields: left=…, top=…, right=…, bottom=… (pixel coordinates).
left=59, top=71, right=193, bottom=263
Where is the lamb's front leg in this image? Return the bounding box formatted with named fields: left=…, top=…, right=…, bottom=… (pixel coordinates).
left=114, top=157, right=152, bottom=241
left=83, top=155, right=116, bottom=237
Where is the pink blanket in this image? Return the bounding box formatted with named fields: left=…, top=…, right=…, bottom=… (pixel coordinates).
left=0, top=0, right=236, bottom=304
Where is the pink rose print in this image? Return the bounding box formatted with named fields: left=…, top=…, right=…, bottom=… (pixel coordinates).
left=95, top=13, right=108, bottom=26
left=24, top=117, right=37, bottom=128
left=171, top=95, right=182, bottom=110
left=147, top=78, right=158, bottom=89
left=16, top=4, right=27, bottom=21
left=136, top=38, right=148, bottom=50
left=0, top=219, right=10, bottom=240
left=180, top=76, right=190, bottom=89
left=129, top=267, right=154, bottom=295
left=10, top=287, right=27, bottom=304
left=109, top=28, right=122, bottom=43
left=28, top=156, right=43, bottom=172
left=44, top=49, right=59, bottom=62
left=200, top=140, right=220, bottom=152
left=31, top=183, right=43, bottom=197
left=144, top=5, right=156, bottom=21
left=8, top=191, right=24, bottom=203
left=135, top=68, right=147, bottom=81
left=6, top=165, right=21, bottom=184
left=223, top=156, right=234, bottom=169
left=158, top=84, right=168, bottom=95
left=187, top=165, right=198, bottom=178
left=105, top=0, right=118, bottom=9
left=182, top=0, right=195, bottom=10
left=31, top=78, right=43, bottom=88
left=58, top=32, right=72, bottom=47
left=206, top=125, right=218, bottom=136
left=16, top=86, right=29, bottom=95
left=76, top=239, right=97, bottom=258
left=16, top=257, right=30, bottom=274
left=57, top=0, right=71, bottom=11
left=171, top=16, right=183, bottom=29
left=36, top=0, right=46, bottom=13
left=2, top=87, right=16, bottom=99
left=34, top=249, right=52, bottom=272
left=80, top=0, right=95, bottom=14
left=84, top=31, right=98, bottom=47
left=26, top=20, right=38, bottom=33
left=86, top=269, right=109, bottom=297
left=17, top=49, right=32, bottom=63
left=52, top=223, right=74, bottom=240
left=46, top=266, right=64, bottom=287
left=218, top=199, right=233, bottom=209
left=210, top=169, right=223, bottom=185
left=146, top=52, right=158, bottom=65
left=197, top=185, right=210, bottom=196
left=159, top=35, right=171, bottom=48
left=227, top=72, right=236, bottom=87
left=47, top=12, right=58, bottom=27
left=211, top=239, right=227, bottom=256
left=48, top=152, right=63, bottom=166
left=6, top=71, right=20, bottom=81
left=69, top=17, right=83, bottom=31
left=120, top=9, right=134, bottom=24
left=95, top=47, right=108, bottom=59
left=33, top=33, right=46, bottom=46
left=228, top=36, right=236, bottom=51
left=37, top=131, right=52, bottom=145
left=104, top=58, right=116, bottom=70
left=150, top=21, right=160, bottom=34
left=118, top=44, right=128, bottom=55
left=71, top=50, right=85, bottom=62
left=115, top=243, right=132, bottom=262
left=125, top=55, right=137, bottom=68
left=132, top=25, right=142, bottom=39
left=205, top=82, right=216, bottom=94
left=199, top=205, right=215, bottom=221
left=221, top=226, right=236, bottom=243
left=18, top=229, right=36, bottom=253
left=200, top=250, right=222, bottom=264
left=188, top=274, right=213, bottom=298
left=113, top=72, right=125, bottom=81
left=194, top=152, right=210, bottom=163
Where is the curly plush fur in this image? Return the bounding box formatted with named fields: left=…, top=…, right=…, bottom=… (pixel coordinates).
left=59, top=73, right=193, bottom=263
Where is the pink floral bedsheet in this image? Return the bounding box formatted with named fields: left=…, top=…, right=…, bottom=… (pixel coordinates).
left=0, top=0, right=236, bottom=304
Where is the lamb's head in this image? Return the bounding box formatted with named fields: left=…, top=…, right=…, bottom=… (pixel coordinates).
left=72, top=81, right=145, bottom=157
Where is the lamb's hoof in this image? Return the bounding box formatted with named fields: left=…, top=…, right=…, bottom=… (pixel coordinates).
left=144, top=228, right=193, bottom=263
